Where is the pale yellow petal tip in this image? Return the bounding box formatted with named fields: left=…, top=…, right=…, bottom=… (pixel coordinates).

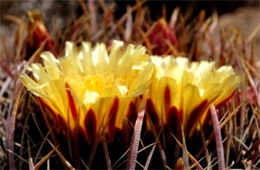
left=112, top=40, right=124, bottom=47
left=20, top=73, right=31, bottom=88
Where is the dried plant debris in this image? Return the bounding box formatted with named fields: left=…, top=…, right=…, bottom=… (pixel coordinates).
left=0, top=1, right=259, bottom=169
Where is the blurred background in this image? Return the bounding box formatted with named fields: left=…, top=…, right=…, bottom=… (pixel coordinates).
left=1, top=0, right=260, bottom=57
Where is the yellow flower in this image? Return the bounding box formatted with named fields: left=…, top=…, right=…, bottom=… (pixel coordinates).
left=20, top=40, right=154, bottom=143
left=146, top=56, right=240, bottom=137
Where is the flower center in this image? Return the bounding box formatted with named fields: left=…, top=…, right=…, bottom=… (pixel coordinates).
left=82, top=73, right=128, bottom=105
